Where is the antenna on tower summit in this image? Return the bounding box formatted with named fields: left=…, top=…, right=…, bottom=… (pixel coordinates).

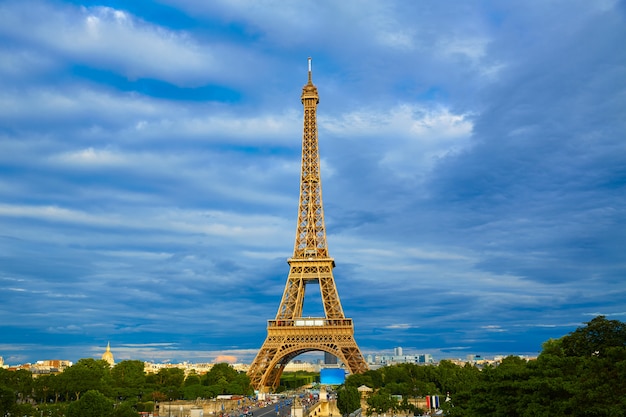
left=308, top=57, right=312, bottom=83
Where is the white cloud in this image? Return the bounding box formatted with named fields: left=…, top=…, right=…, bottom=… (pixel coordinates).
left=0, top=1, right=244, bottom=86
left=323, top=104, right=473, bottom=181
left=437, top=36, right=489, bottom=62
left=52, top=147, right=126, bottom=166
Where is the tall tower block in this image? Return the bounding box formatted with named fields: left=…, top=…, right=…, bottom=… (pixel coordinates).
left=247, top=58, right=368, bottom=392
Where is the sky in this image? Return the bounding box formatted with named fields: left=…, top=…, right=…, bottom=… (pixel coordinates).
left=0, top=0, right=625, bottom=367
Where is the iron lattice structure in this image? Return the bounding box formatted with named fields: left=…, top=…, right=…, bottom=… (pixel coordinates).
left=247, top=59, right=368, bottom=392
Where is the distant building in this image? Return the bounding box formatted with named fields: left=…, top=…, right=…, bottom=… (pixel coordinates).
left=31, top=360, right=72, bottom=375
left=283, top=362, right=320, bottom=372
left=367, top=350, right=434, bottom=366
left=324, top=352, right=338, bottom=365
left=101, top=342, right=115, bottom=367
left=143, top=361, right=250, bottom=376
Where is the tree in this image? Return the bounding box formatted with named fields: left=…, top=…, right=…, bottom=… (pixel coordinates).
left=337, top=386, right=361, bottom=416
left=34, top=373, right=55, bottom=403
left=366, top=389, right=397, bottom=416
left=200, top=363, right=252, bottom=396
left=8, top=369, right=33, bottom=404
left=185, top=372, right=201, bottom=387
left=111, top=360, right=146, bottom=403
left=184, top=383, right=211, bottom=400
left=66, top=389, right=114, bottom=417
left=561, top=315, right=626, bottom=357
left=113, top=401, right=141, bottom=417
left=345, top=372, right=373, bottom=389
left=156, top=367, right=185, bottom=389
left=203, top=363, right=238, bottom=386
left=62, top=358, right=110, bottom=400
left=450, top=316, right=626, bottom=417
left=0, top=384, right=16, bottom=416
left=38, top=402, right=68, bottom=417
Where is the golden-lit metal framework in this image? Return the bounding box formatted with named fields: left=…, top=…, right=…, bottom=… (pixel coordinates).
left=248, top=58, right=368, bottom=392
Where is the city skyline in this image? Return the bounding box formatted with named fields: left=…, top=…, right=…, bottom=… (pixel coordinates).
left=1, top=1, right=625, bottom=365
left=0, top=342, right=505, bottom=368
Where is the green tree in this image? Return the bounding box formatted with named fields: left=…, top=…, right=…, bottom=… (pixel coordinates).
left=38, top=402, right=68, bottom=417
left=156, top=367, right=185, bottom=388
left=0, top=368, right=34, bottom=408
left=66, top=389, right=114, bottom=417
left=203, top=363, right=238, bottom=386
left=0, top=384, right=16, bottom=416
left=62, top=358, right=110, bottom=400
left=111, top=360, right=147, bottom=402
left=449, top=316, right=626, bottom=417
left=8, top=368, right=34, bottom=404
left=366, top=389, right=397, bottom=416
left=184, top=383, right=211, bottom=400
left=113, top=401, right=141, bottom=417
left=154, top=367, right=185, bottom=401
left=561, top=315, right=626, bottom=357
left=185, top=372, right=201, bottom=387
left=200, top=363, right=252, bottom=396
left=345, top=372, right=373, bottom=389
left=336, top=386, right=361, bottom=416
left=34, top=373, right=55, bottom=403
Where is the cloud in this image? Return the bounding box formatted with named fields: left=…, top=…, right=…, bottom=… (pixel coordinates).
left=323, top=104, right=473, bottom=182
left=0, top=1, right=224, bottom=86
left=215, top=355, right=238, bottom=363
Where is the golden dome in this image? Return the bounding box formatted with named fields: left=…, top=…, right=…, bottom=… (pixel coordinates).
left=101, top=342, right=115, bottom=366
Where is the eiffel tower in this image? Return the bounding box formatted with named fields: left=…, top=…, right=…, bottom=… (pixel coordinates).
left=247, top=58, right=368, bottom=392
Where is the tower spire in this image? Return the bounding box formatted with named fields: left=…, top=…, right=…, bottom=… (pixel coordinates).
left=295, top=57, right=324, bottom=259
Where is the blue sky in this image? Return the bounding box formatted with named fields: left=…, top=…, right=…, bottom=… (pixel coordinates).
left=1, top=0, right=625, bottom=366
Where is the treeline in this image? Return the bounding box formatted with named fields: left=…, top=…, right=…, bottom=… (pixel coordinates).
left=0, top=361, right=253, bottom=417
left=339, top=316, right=626, bottom=417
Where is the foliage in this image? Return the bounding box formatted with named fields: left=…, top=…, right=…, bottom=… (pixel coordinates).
left=344, top=316, right=626, bottom=417
left=200, top=363, right=254, bottom=397
left=114, top=401, right=142, bottom=417
left=0, top=360, right=251, bottom=414
left=66, top=389, right=114, bottom=417
left=184, top=383, right=212, bottom=400
left=449, top=316, right=626, bottom=417
left=0, top=384, right=16, bottom=416
left=561, top=315, right=626, bottom=357
left=336, top=385, right=361, bottom=416
left=62, top=358, right=111, bottom=400
left=365, top=389, right=397, bottom=416
left=38, top=402, right=68, bottom=417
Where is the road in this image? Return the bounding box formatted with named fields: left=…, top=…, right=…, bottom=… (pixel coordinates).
left=252, top=400, right=293, bottom=417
